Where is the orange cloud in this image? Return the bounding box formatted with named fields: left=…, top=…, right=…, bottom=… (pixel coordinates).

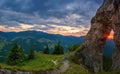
left=8, top=27, right=24, bottom=32
left=0, top=24, right=89, bottom=37
left=0, top=24, right=34, bottom=32
left=0, top=25, right=10, bottom=32
left=40, top=24, right=89, bottom=36
left=0, top=26, right=24, bottom=32
left=19, top=24, right=34, bottom=30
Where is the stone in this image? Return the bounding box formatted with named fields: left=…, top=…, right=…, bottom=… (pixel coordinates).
left=74, top=0, right=120, bottom=72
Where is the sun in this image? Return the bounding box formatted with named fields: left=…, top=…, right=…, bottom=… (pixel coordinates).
left=107, top=35, right=114, bottom=39
left=107, top=30, right=114, bottom=39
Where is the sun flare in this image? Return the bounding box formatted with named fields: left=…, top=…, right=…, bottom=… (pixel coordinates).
left=107, top=31, right=114, bottom=39
left=107, top=35, right=114, bottom=39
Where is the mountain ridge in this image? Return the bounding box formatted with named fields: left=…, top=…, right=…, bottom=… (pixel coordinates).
left=0, top=31, right=85, bottom=54
left=0, top=31, right=114, bottom=62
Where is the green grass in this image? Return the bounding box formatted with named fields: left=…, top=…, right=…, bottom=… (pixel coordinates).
left=63, top=62, right=91, bottom=74
left=0, top=53, right=65, bottom=72
left=1, top=52, right=120, bottom=74
left=0, top=56, right=3, bottom=57
left=96, top=70, right=120, bottom=74
left=62, top=61, right=120, bottom=74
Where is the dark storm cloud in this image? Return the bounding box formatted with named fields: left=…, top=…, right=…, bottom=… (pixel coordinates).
left=0, top=0, right=103, bottom=36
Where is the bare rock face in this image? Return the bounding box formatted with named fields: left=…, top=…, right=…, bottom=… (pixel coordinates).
left=112, top=0, right=120, bottom=70
left=75, top=0, right=120, bottom=72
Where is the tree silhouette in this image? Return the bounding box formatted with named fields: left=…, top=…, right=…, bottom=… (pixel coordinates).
left=28, top=47, right=35, bottom=60
left=53, top=40, right=64, bottom=54
left=7, top=42, right=25, bottom=65
left=44, top=44, right=49, bottom=54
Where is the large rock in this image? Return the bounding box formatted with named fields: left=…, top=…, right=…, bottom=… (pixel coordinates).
left=75, top=0, right=120, bottom=72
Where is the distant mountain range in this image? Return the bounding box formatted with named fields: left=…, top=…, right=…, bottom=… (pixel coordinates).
left=0, top=31, right=115, bottom=62
left=0, top=31, right=85, bottom=57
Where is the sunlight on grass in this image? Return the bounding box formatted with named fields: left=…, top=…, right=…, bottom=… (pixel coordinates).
left=0, top=53, right=65, bottom=71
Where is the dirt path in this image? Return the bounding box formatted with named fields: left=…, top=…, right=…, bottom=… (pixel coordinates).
left=0, top=57, right=69, bottom=74
left=59, top=59, right=69, bottom=73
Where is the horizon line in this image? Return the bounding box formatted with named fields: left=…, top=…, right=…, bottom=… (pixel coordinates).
left=0, top=30, right=85, bottom=37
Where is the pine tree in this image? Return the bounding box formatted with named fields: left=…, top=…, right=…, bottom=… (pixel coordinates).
left=7, top=42, right=25, bottom=65
left=19, top=46, right=25, bottom=62
left=53, top=40, right=64, bottom=54
left=53, top=45, right=58, bottom=54
left=44, top=44, right=49, bottom=54
left=28, top=47, right=35, bottom=60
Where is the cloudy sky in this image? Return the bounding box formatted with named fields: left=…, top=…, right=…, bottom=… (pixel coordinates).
left=0, top=0, right=103, bottom=36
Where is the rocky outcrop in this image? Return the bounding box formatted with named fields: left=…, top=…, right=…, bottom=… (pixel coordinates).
left=75, top=0, right=120, bottom=72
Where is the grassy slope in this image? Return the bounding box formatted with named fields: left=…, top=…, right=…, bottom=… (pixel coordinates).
left=97, top=70, right=120, bottom=74
left=63, top=61, right=120, bottom=74
left=63, top=62, right=91, bottom=74
left=0, top=53, right=65, bottom=72
left=0, top=52, right=120, bottom=74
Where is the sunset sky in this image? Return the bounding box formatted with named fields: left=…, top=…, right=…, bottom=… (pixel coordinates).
left=0, top=0, right=103, bottom=36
